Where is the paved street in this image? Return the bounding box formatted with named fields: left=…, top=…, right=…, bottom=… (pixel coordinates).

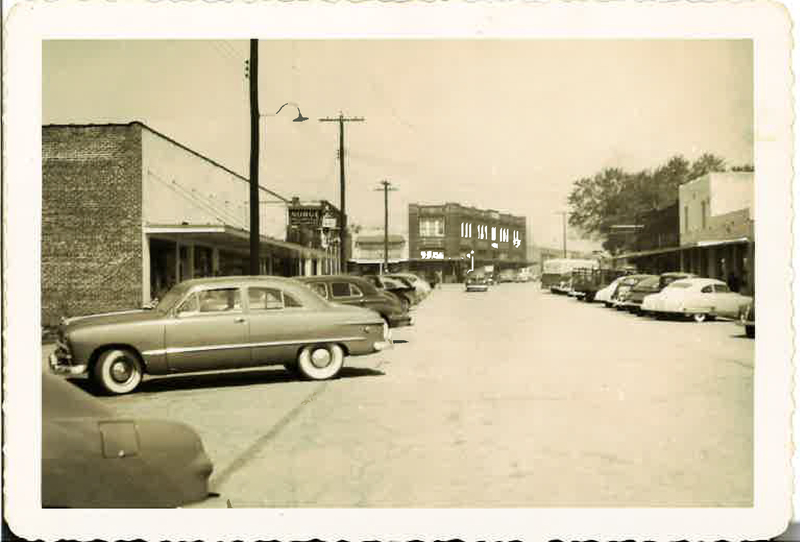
left=44, top=283, right=753, bottom=507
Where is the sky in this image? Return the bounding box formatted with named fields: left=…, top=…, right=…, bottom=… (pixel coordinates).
left=43, top=39, right=753, bottom=251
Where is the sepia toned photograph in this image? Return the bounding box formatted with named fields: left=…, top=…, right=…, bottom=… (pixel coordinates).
left=2, top=1, right=794, bottom=540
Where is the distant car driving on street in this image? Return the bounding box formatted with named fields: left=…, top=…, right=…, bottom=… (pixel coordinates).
left=465, top=275, right=490, bottom=292
left=642, top=277, right=752, bottom=323
left=49, top=276, right=392, bottom=395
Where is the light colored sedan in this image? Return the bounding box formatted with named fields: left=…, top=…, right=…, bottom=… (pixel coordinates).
left=642, top=277, right=752, bottom=323
left=49, top=276, right=392, bottom=395
left=595, top=276, right=626, bottom=305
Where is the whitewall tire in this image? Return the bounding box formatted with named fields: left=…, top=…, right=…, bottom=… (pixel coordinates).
left=93, top=348, right=143, bottom=395
left=297, top=344, right=344, bottom=381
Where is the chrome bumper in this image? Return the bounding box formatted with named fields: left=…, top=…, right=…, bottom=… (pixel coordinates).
left=48, top=349, right=88, bottom=376
left=373, top=338, right=394, bottom=352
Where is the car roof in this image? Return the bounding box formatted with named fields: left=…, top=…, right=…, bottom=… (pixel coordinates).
left=672, top=277, right=725, bottom=287
left=660, top=272, right=696, bottom=278
left=177, top=275, right=303, bottom=289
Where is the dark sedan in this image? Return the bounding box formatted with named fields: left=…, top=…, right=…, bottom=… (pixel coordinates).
left=300, top=275, right=413, bottom=329
left=43, top=374, right=213, bottom=507
left=623, top=275, right=660, bottom=314
left=362, top=274, right=418, bottom=310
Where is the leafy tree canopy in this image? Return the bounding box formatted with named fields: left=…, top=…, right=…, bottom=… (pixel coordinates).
left=567, top=153, right=733, bottom=253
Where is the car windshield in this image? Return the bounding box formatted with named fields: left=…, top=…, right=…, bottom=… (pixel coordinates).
left=155, top=283, right=191, bottom=313
left=636, top=277, right=660, bottom=288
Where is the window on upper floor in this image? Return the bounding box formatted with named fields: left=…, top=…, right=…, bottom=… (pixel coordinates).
left=419, top=217, right=445, bottom=237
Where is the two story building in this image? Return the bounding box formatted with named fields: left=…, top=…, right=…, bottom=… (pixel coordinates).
left=678, top=171, right=754, bottom=293
left=408, top=202, right=528, bottom=283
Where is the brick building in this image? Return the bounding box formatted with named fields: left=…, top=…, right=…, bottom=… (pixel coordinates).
left=42, top=122, right=332, bottom=325
left=408, top=202, right=527, bottom=283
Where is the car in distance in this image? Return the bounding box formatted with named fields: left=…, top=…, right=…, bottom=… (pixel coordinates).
left=386, top=273, right=431, bottom=300
left=49, top=276, right=392, bottom=395
left=595, top=276, right=626, bottom=306
left=642, top=277, right=752, bottom=322
left=611, top=274, right=653, bottom=309
left=42, top=373, right=214, bottom=507
left=738, top=299, right=755, bottom=338
left=300, top=275, right=413, bottom=329
left=363, top=274, right=418, bottom=309
left=465, top=275, right=489, bottom=292
left=623, top=275, right=661, bottom=314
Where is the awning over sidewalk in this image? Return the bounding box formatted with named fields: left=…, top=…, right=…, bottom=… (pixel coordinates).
left=612, top=237, right=753, bottom=261
left=145, top=223, right=331, bottom=259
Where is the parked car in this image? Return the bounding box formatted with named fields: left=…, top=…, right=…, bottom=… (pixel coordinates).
left=658, top=271, right=696, bottom=289
left=738, top=299, right=755, bottom=338
left=42, top=373, right=213, bottom=507
left=595, top=276, right=627, bottom=306
left=515, top=269, right=533, bottom=283
left=386, top=273, right=431, bottom=299
left=611, top=274, right=654, bottom=309
left=629, top=272, right=697, bottom=315
left=465, top=275, right=489, bottom=292
left=363, top=274, right=418, bottom=309
left=622, top=275, right=660, bottom=314
left=49, top=276, right=393, bottom=395
left=571, top=267, right=630, bottom=302
left=498, top=269, right=517, bottom=283
left=641, top=277, right=752, bottom=322
left=300, top=275, right=413, bottom=329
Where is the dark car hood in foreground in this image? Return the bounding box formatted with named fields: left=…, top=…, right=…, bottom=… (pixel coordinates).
left=42, top=375, right=212, bottom=508
left=63, top=309, right=162, bottom=332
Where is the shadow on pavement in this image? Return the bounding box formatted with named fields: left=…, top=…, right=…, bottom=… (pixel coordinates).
left=393, top=339, right=409, bottom=344
left=68, top=365, right=386, bottom=396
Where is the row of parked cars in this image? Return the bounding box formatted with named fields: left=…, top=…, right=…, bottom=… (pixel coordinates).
left=553, top=269, right=755, bottom=337
left=43, top=271, right=435, bottom=508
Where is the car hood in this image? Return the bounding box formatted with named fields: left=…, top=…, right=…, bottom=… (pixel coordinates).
left=63, top=309, right=162, bottom=331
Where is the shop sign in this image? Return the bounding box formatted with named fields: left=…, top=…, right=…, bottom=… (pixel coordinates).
left=289, top=207, right=321, bottom=227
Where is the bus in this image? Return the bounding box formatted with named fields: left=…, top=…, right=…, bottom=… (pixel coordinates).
left=541, top=259, right=600, bottom=292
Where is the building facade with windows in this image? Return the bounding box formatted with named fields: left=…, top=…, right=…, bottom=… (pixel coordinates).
left=349, top=229, right=408, bottom=274
left=408, top=202, right=527, bottom=283
left=42, top=122, right=333, bottom=326
left=678, top=172, right=754, bottom=293
left=612, top=172, right=754, bottom=294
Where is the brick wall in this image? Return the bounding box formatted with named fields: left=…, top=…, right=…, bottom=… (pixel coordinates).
left=42, top=124, right=143, bottom=326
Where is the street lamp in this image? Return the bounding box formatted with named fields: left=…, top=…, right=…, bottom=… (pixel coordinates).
left=249, top=101, right=308, bottom=275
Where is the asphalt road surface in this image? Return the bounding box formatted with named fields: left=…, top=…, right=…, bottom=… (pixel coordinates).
left=44, top=282, right=754, bottom=507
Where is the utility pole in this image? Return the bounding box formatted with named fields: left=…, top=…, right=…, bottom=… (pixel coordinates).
left=556, top=211, right=569, bottom=258
left=319, top=113, right=365, bottom=274
left=374, top=180, right=399, bottom=273
left=248, top=39, right=261, bottom=275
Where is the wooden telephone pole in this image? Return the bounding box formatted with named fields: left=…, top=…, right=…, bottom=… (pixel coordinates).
left=374, top=180, right=399, bottom=272
left=319, top=113, right=365, bottom=273
left=248, top=39, right=261, bottom=275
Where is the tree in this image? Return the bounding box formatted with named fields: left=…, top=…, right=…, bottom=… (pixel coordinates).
left=731, top=164, right=754, bottom=172
left=689, top=153, right=727, bottom=179
left=567, top=152, right=730, bottom=254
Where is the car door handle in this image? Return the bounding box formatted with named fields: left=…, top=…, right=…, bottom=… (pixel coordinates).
left=234, top=317, right=246, bottom=323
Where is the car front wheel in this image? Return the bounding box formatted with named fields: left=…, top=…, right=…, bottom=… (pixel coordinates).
left=297, top=344, right=344, bottom=380
left=93, top=348, right=143, bottom=395
left=746, top=325, right=755, bottom=338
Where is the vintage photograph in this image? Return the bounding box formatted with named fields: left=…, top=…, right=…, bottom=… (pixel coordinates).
left=2, top=1, right=794, bottom=540
left=40, top=38, right=756, bottom=507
